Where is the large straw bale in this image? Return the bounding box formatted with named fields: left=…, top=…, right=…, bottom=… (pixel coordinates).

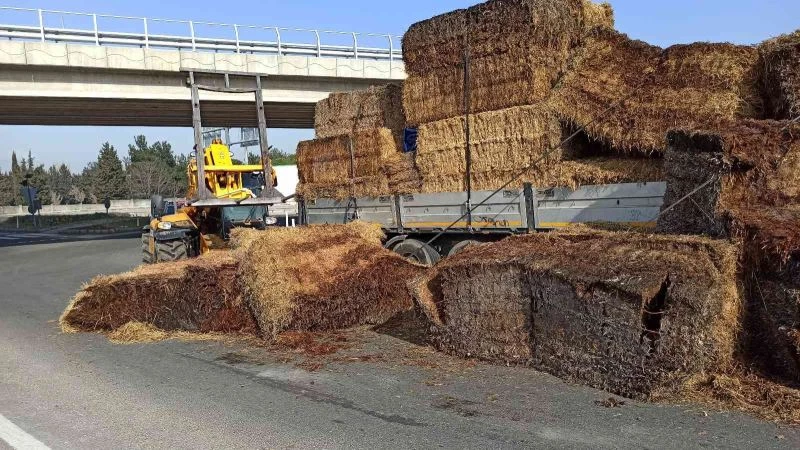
left=297, top=128, right=420, bottom=199
left=658, top=119, right=800, bottom=236
left=413, top=229, right=741, bottom=399
left=402, top=0, right=613, bottom=74
left=760, top=30, right=800, bottom=120
left=550, top=29, right=762, bottom=153
left=401, top=0, right=613, bottom=125
left=60, top=252, right=257, bottom=335
left=232, top=222, right=425, bottom=338
left=415, top=105, right=662, bottom=192
left=315, top=84, right=405, bottom=139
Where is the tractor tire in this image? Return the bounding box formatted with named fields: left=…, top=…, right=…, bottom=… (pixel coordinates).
left=141, top=233, right=155, bottom=264
left=155, top=239, right=189, bottom=262
left=392, top=239, right=441, bottom=266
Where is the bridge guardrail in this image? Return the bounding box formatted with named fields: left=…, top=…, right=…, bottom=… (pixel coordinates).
left=0, top=6, right=404, bottom=61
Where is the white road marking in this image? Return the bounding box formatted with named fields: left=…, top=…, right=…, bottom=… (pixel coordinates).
left=0, top=413, right=50, bottom=450
left=0, top=236, right=19, bottom=240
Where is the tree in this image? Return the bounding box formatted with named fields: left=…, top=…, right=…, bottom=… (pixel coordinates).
left=93, top=142, right=128, bottom=200
left=247, top=146, right=296, bottom=166
left=45, top=163, right=74, bottom=205
left=128, top=135, right=176, bottom=167
left=127, top=160, right=178, bottom=198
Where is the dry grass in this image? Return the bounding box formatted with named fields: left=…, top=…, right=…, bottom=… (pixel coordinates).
left=413, top=228, right=742, bottom=399
left=315, top=84, right=405, bottom=139
left=60, top=251, right=258, bottom=335
left=232, top=222, right=426, bottom=339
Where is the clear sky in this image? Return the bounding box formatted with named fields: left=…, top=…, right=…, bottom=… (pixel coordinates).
left=0, top=0, right=798, bottom=172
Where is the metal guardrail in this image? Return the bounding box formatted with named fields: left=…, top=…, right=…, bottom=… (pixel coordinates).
left=0, top=6, right=404, bottom=61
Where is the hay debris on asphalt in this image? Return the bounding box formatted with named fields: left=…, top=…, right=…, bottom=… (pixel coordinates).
left=60, top=252, right=258, bottom=335
left=413, top=228, right=742, bottom=399
left=232, top=222, right=426, bottom=339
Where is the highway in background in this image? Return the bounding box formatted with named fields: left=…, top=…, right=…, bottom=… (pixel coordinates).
left=1, top=238, right=798, bottom=449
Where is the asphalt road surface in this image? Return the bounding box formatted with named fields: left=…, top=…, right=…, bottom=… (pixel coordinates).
left=0, top=231, right=67, bottom=247
left=2, top=238, right=799, bottom=449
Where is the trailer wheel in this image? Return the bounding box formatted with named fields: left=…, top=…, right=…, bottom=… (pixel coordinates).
left=448, top=239, right=479, bottom=257
left=141, top=233, right=155, bottom=264
left=392, top=239, right=440, bottom=266
left=155, top=239, right=189, bottom=262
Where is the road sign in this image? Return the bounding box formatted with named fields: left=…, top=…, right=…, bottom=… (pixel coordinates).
left=19, top=185, right=37, bottom=206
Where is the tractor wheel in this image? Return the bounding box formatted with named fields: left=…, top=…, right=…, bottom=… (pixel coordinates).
left=392, top=239, right=440, bottom=266
left=141, top=233, right=155, bottom=264
left=155, top=239, right=189, bottom=262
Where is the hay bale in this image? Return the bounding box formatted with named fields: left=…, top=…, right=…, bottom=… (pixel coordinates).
left=296, top=128, right=420, bottom=199
left=315, top=84, right=405, bottom=139
left=60, top=252, right=257, bottom=335
left=658, top=119, right=800, bottom=236
left=402, top=0, right=613, bottom=74
left=401, top=0, right=613, bottom=125
left=232, top=222, right=425, bottom=339
left=415, top=105, right=662, bottom=192
left=760, top=30, right=800, bottom=120
left=413, top=229, right=741, bottom=399
left=550, top=29, right=762, bottom=153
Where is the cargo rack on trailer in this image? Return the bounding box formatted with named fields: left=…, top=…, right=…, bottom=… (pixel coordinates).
left=299, top=181, right=666, bottom=265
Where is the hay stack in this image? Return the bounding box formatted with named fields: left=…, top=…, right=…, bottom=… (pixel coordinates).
left=60, top=252, right=257, bottom=335
left=232, top=222, right=425, bottom=338
left=296, top=128, right=420, bottom=199
left=314, top=84, right=405, bottom=139
left=413, top=229, right=741, bottom=399
left=760, top=30, right=800, bottom=120
left=402, top=0, right=614, bottom=125
left=550, top=29, right=762, bottom=154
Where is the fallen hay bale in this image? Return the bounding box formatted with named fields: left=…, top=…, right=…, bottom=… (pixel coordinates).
left=760, top=30, right=800, bottom=120
left=402, top=0, right=613, bottom=125
left=413, top=229, right=741, bottom=399
left=549, top=29, right=761, bottom=154
left=296, top=128, right=420, bottom=199
left=315, top=84, right=405, bottom=139
left=233, top=222, right=425, bottom=339
left=60, top=252, right=258, bottom=335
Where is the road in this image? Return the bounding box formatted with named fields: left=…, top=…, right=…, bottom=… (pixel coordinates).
left=0, top=231, right=140, bottom=248
left=1, top=238, right=799, bottom=449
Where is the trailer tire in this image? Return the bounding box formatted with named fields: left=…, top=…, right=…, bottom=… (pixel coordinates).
left=155, top=239, right=189, bottom=262
left=448, top=239, right=479, bottom=257
left=392, top=239, right=440, bottom=266
left=141, top=233, right=155, bottom=264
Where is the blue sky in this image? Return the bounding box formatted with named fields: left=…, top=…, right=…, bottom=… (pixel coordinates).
left=0, top=0, right=798, bottom=172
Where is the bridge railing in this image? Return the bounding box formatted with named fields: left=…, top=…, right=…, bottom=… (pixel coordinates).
left=0, top=6, right=404, bottom=61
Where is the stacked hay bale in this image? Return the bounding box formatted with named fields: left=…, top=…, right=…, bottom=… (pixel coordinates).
left=658, top=120, right=800, bottom=381
left=413, top=229, right=742, bottom=399
left=297, top=84, right=422, bottom=199
left=549, top=29, right=763, bottom=154
left=232, top=222, right=425, bottom=338
left=403, top=0, right=666, bottom=193
left=760, top=30, right=800, bottom=120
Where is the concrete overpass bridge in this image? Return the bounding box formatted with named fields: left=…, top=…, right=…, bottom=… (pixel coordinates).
left=0, top=7, right=406, bottom=128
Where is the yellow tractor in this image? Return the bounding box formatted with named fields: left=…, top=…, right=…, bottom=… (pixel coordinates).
left=141, top=139, right=279, bottom=263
